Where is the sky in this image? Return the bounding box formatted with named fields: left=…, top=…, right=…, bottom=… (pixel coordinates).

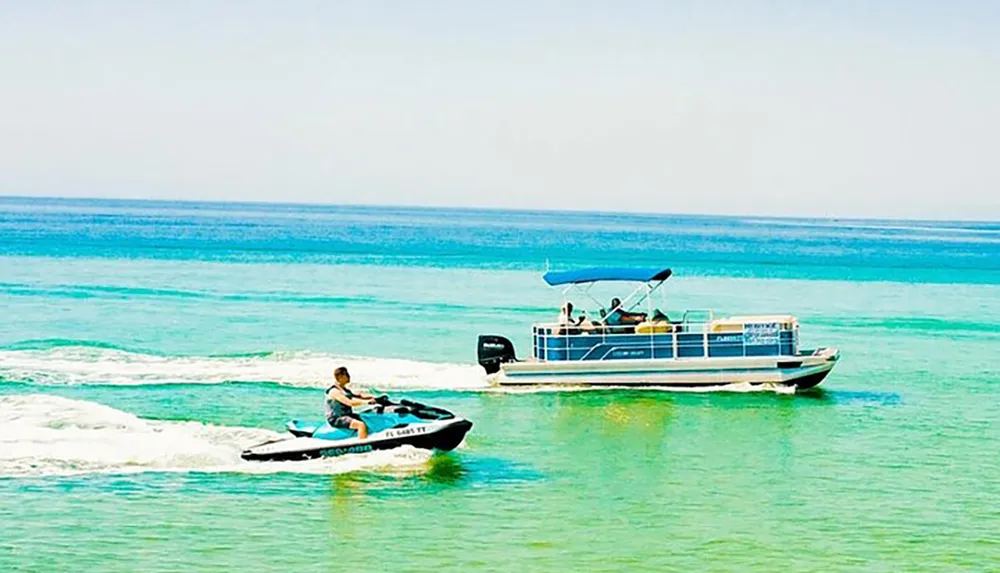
left=1, top=1, right=998, bottom=220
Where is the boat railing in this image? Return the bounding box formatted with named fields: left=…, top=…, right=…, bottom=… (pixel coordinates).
left=531, top=314, right=798, bottom=362
left=681, top=309, right=715, bottom=325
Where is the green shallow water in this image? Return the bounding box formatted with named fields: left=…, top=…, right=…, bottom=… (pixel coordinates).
left=3, top=379, right=999, bottom=571
left=2, top=199, right=999, bottom=571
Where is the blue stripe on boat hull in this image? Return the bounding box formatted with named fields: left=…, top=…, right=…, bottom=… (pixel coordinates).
left=498, top=360, right=835, bottom=389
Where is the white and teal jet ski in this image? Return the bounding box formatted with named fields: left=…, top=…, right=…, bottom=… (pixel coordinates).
left=241, top=396, right=473, bottom=462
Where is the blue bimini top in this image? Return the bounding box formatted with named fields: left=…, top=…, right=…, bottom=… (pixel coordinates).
left=542, top=267, right=673, bottom=286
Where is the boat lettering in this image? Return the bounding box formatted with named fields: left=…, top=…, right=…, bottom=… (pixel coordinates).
left=322, top=444, right=374, bottom=457
left=744, top=322, right=780, bottom=345
left=612, top=349, right=646, bottom=358
left=713, top=334, right=743, bottom=344
left=255, top=443, right=290, bottom=455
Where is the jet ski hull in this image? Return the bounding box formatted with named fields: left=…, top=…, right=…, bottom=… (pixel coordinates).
left=241, top=418, right=473, bottom=462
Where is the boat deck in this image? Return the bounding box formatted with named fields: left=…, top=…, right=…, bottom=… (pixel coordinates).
left=533, top=314, right=800, bottom=363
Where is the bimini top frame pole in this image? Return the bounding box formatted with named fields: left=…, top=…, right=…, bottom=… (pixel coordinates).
left=545, top=267, right=672, bottom=324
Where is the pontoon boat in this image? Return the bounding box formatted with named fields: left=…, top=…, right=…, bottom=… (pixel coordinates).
left=477, top=267, right=839, bottom=390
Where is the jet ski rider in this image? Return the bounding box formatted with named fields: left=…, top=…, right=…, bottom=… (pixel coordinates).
left=325, top=366, right=377, bottom=439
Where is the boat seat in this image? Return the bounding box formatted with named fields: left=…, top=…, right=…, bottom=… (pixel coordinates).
left=635, top=321, right=677, bottom=334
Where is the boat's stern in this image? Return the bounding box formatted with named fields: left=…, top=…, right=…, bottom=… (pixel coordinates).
left=477, top=335, right=518, bottom=374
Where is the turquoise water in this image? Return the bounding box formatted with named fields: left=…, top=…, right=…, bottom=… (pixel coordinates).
left=1, top=197, right=999, bottom=571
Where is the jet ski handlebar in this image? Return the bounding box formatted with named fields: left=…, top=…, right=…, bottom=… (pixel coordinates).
left=355, top=394, right=456, bottom=420
left=354, top=394, right=393, bottom=414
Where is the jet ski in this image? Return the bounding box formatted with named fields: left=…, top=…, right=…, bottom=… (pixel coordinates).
left=241, top=396, right=473, bottom=462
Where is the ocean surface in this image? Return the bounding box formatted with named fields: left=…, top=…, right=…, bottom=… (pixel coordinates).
left=1, top=196, right=998, bottom=571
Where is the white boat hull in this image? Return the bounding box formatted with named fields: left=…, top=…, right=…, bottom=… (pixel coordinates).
left=492, top=347, right=839, bottom=389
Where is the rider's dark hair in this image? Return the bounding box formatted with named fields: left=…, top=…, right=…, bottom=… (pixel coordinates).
left=334, top=366, right=349, bottom=378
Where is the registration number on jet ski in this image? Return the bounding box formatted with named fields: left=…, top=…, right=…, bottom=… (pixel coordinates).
left=382, top=426, right=429, bottom=439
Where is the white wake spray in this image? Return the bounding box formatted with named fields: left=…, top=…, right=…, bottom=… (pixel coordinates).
left=0, top=346, right=488, bottom=389
left=0, top=394, right=434, bottom=478
left=0, top=345, right=797, bottom=395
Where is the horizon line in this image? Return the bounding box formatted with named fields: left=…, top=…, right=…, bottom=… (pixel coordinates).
left=1, top=193, right=998, bottom=226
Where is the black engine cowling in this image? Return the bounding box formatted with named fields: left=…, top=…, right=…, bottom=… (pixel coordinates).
left=477, top=335, right=517, bottom=374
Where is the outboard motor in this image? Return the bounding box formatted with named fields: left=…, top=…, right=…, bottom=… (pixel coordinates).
left=477, top=335, right=517, bottom=375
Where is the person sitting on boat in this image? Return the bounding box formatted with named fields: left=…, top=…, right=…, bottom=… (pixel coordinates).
left=606, top=297, right=647, bottom=326
left=325, top=366, right=377, bottom=439
left=556, top=301, right=587, bottom=334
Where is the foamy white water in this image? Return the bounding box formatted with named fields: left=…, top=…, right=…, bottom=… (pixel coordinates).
left=0, top=394, right=435, bottom=478
left=0, top=346, right=800, bottom=395
left=0, top=346, right=488, bottom=390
